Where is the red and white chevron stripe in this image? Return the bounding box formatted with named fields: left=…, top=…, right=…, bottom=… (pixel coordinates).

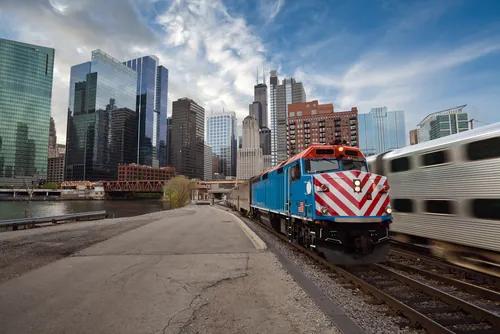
left=314, top=171, right=390, bottom=217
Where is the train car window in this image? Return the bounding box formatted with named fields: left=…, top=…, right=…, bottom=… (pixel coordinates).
left=262, top=173, right=268, bottom=180
left=392, top=199, right=413, bottom=213
left=277, top=167, right=283, bottom=174
left=466, top=137, right=500, bottom=161
left=471, top=199, right=500, bottom=220
left=390, top=157, right=410, bottom=173
left=424, top=200, right=454, bottom=215
left=421, top=150, right=448, bottom=167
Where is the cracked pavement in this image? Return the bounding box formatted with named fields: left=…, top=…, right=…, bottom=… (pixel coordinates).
left=0, top=206, right=338, bottom=334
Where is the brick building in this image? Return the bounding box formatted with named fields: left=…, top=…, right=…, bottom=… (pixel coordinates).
left=118, top=164, right=175, bottom=181
left=287, top=100, right=358, bottom=157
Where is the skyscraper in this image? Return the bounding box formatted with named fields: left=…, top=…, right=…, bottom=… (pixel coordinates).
left=48, top=117, right=58, bottom=158
left=237, top=115, right=263, bottom=180
left=171, top=98, right=205, bottom=180
left=417, top=105, right=469, bottom=143
left=206, top=111, right=237, bottom=177
left=166, top=116, right=172, bottom=166
left=358, top=107, right=406, bottom=156
left=287, top=101, right=358, bottom=157
left=409, top=129, right=419, bottom=145
left=0, top=38, right=55, bottom=186
left=123, top=56, right=169, bottom=167
left=249, top=74, right=272, bottom=158
left=269, top=71, right=306, bottom=166
left=204, top=144, right=212, bottom=181
left=65, top=50, right=137, bottom=181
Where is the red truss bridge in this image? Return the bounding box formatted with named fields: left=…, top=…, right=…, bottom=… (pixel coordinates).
left=103, top=180, right=168, bottom=193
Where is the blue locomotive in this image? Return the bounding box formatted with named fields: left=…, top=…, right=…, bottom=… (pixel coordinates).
left=227, top=144, right=393, bottom=265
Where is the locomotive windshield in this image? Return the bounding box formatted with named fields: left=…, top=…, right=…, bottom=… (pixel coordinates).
left=306, top=158, right=368, bottom=173
left=341, top=159, right=368, bottom=172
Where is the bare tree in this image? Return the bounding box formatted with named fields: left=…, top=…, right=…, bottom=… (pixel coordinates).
left=163, top=176, right=194, bottom=209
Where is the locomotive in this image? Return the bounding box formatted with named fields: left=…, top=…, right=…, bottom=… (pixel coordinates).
left=367, top=122, right=500, bottom=277
left=227, top=144, right=393, bottom=265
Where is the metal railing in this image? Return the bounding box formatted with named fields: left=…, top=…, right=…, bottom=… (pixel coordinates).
left=0, top=210, right=108, bottom=231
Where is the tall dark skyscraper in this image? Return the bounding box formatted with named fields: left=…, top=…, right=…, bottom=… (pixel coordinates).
left=0, top=38, right=55, bottom=186
left=166, top=116, right=172, bottom=166
left=123, top=56, right=169, bottom=168
left=65, top=50, right=137, bottom=181
left=171, top=98, right=205, bottom=180
left=249, top=72, right=271, bottom=157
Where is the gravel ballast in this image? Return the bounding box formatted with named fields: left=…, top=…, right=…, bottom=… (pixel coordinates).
left=242, top=216, right=425, bottom=334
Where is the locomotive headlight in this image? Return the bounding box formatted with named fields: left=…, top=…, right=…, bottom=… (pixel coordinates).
left=321, top=206, right=329, bottom=214
left=385, top=207, right=393, bottom=215
left=354, top=186, right=361, bottom=193
left=354, top=179, right=361, bottom=186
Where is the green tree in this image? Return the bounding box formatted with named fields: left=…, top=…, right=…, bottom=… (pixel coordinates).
left=42, top=182, right=58, bottom=190
left=163, top=176, right=194, bottom=209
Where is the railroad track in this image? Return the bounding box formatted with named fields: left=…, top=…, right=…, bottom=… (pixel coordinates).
left=221, top=205, right=500, bottom=334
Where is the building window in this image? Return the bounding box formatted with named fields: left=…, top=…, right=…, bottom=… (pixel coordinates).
left=306, top=104, right=310, bottom=108
left=471, top=198, right=500, bottom=220
left=290, top=112, right=295, bottom=117
left=297, top=111, right=302, bottom=116
left=391, top=157, right=410, bottom=173
left=424, top=200, right=454, bottom=215
left=421, top=150, right=449, bottom=167
left=312, top=110, right=317, bottom=115
left=466, top=137, right=500, bottom=161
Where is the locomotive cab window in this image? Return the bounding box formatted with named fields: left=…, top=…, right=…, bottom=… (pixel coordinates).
left=391, top=157, right=410, bottom=173
left=341, top=159, right=368, bottom=172
left=290, top=164, right=301, bottom=181
left=420, top=150, right=449, bottom=167
left=305, top=159, right=339, bottom=174
left=466, top=137, right=500, bottom=161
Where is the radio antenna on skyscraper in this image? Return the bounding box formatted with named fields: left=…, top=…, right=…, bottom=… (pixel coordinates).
left=256, top=68, right=259, bottom=84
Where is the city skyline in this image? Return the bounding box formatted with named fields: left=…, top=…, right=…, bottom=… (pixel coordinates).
left=2, top=1, right=499, bottom=144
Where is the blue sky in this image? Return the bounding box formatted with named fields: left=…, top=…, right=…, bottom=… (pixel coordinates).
left=1, top=0, right=500, bottom=142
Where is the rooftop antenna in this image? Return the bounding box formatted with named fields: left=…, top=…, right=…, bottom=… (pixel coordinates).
left=256, top=68, right=259, bottom=84
left=262, top=66, right=265, bottom=84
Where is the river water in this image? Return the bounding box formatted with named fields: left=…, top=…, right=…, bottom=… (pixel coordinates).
left=0, top=200, right=170, bottom=220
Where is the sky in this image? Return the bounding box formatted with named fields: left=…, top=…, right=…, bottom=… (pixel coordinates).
left=1, top=0, right=500, bottom=144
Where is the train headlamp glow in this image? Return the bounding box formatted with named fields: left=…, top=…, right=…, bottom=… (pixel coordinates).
left=321, top=206, right=329, bottom=214
left=385, top=207, right=393, bottom=215
left=354, top=186, right=361, bottom=193
left=338, top=147, right=344, bottom=152
left=354, top=179, right=361, bottom=186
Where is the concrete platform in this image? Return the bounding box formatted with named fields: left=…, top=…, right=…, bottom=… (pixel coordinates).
left=0, top=206, right=338, bottom=334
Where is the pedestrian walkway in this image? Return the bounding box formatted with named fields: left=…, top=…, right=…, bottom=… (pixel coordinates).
left=0, top=205, right=338, bottom=334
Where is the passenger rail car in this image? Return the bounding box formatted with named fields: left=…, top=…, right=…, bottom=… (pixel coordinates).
left=229, top=144, right=393, bottom=265
left=367, top=122, right=500, bottom=277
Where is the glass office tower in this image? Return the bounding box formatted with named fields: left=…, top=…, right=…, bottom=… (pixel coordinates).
left=417, top=105, right=469, bottom=143
left=358, top=107, right=406, bottom=156
left=123, top=56, right=169, bottom=167
left=65, top=50, right=137, bottom=181
left=0, top=38, right=55, bottom=186
left=206, top=111, right=237, bottom=177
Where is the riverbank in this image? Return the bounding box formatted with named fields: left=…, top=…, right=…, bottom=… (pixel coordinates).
left=0, top=208, right=194, bottom=284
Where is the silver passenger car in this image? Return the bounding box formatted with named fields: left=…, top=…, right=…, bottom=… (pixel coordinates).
left=226, top=181, right=251, bottom=214
left=367, top=122, right=500, bottom=276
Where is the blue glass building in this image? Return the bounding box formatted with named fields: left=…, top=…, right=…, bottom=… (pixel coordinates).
left=123, top=56, right=169, bottom=168
left=0, top=38, right=55, bottom=186
left=207, top=111, right=237, bottom=177
left=358, top=107, right=406, bottom=156
left=65, top=50, right=137, bottom=181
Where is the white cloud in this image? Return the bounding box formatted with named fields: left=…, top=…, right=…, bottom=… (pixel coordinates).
left=259, top=0, right=285, bottom=22
left=1, top=0, right=268, bottom=143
